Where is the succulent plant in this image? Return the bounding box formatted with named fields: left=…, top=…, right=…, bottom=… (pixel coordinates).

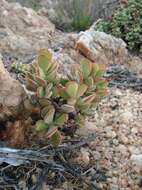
left=11, top=62, right=30, bottom=75
left=25, top=49, right=108, bottom=146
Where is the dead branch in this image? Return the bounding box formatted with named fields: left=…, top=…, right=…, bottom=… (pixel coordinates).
left=0, top=134, right=96, bottom=166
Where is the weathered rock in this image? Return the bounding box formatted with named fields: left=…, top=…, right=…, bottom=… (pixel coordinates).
left=73, top=147, right=90, bottom=166
left=0, top=0, right=55, bottom=55
left=0, top=0, right=82, bottom=67
left=51, top=33, right=84, bottom=68
left=120, top=111, right=133, bottom=124
left=119, top=134, right=128, bottom=144
left=76, top=121, right=98, bottom=137
left=0, top=56, right=26, bottom=120
left=131, top=154, right=142, bottom=167
left=75, top=30, right=128, bottom=65
left=128, top=55, right=142, bottom=78
left=118, top=144, right=128, bottom=155
left=75, top=27, right=142, bottom=78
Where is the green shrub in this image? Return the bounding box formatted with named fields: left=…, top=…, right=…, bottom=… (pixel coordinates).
left=71, top=13, right=93, bottom=31
left=25, top=49, right=108, bottom=146
left=71, top=0, right=93, bottom=31
left=52, top=0, right=94, bottom=31
left=96, top=0, right=142, bottom=53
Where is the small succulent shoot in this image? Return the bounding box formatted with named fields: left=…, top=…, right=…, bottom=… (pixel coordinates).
left=80, top=59, right=92, bottom=79
left=77, top=84, right=88, bottom=98
left=50, top=130, right=62, bottom=147
left=44, top=105, right=55, bottom=124
left=36, top=120, right=49, bottom=131
left=11, top=62, right=30, bottom=74
left=75, top=114, right=85, bottom=128
left=54, top=113, right=68, bottom=126
left=25, top=49, right=108, bottom=146
left=65, top=81, right=79, bottom=98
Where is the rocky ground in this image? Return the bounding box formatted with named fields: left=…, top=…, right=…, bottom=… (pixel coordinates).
left=87, top=88, right=142, bottom=189
left=0, top=0, right=142, bottom=190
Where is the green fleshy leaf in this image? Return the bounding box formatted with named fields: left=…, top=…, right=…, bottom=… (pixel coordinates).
left=65, top=81, right=78, bottom=98
left=61, top=104, right=75, bottom=113
left=36, top=120, right=49, bottom=131
left=96, top=80, right=107, bottom=90
left=45, top=83, right=53, bottom=98
left=76, top=99, right=90, bottom=112
left=92, top=64, right=100, bottom=78
left=50, top=130, right=62, bottom=147
left=44, top=106, right=55, bottom=124
left=54, top=113, right=68, bottom=126
left=38, top=49, right=52, bottom=71
left=67, top=98, right=76, bottom=105
left=46, top=61, right=58, bottom=73
left=58, top=85, right=69, bottom=99
left=39, top=99, right=51, bottom=107
left=80, top=59, right=92, bottom=79
left=46, top=127, right=58, bottom=138
left=77, top=84, right=88, bottom=98
left=60, top=78, right=69, bottom=86
left=75, top=114, right=85, bottom=128
left=82, top=94, right=96, bottom=104
left=93, top=64, right=106, bottom=78
left=45, top=71, right=56, bottom=81
left=52, top=86, right=59, bottom=97
left=85, top=76, right=94, bottom=87
left=41, top=106, right=50, bottom=118
left=39, top=67, right=46, bottom=80
left=37, top=86, right=45, bottom=98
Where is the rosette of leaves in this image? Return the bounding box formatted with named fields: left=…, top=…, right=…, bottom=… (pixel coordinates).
left=25, top=49, right=108, bottom=146
left=58, top=59, right=108, bottom=126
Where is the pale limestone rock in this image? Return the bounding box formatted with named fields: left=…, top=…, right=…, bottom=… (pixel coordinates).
left=76, top=121, right=98, bottom=137
left=0, top=0, right=55, bottom=55
left=76, top=27, right=142, bottom=78
left=131, top=154, right=142, bottom=167
left=119, top=134, right=129, bottom=144
left=120, top=111, right=133, bottom=124
left=74, top=148, right=90, bottom=166
left=0, top=1, right=81, bottom=67
left=131, top=127, right=138, bottom=134
left=128, top=146, right=141, bottom=155
left=0, top=56, right=26, bottom=120
left=118, top=144, right=128, bottom=155
left=76, top=30, right=128, bottom=65
left=80, top=148, right=90, bottom=165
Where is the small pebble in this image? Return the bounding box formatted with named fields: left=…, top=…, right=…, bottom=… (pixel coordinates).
left=131, top=127, right=138, bottom=134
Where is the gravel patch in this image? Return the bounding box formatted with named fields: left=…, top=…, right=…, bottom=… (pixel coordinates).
left=85, top=87, right=142, bottom=189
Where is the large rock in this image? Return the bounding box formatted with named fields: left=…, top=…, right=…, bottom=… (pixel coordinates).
left=75, top=30, right=128, bottom=65
left=0, top=0, right=82, bottom=68
left=0, top=0, right=55, bottom=55
left=75, top=28, right=142, bottom=78
left=0, top=55, right=26, bottom=120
